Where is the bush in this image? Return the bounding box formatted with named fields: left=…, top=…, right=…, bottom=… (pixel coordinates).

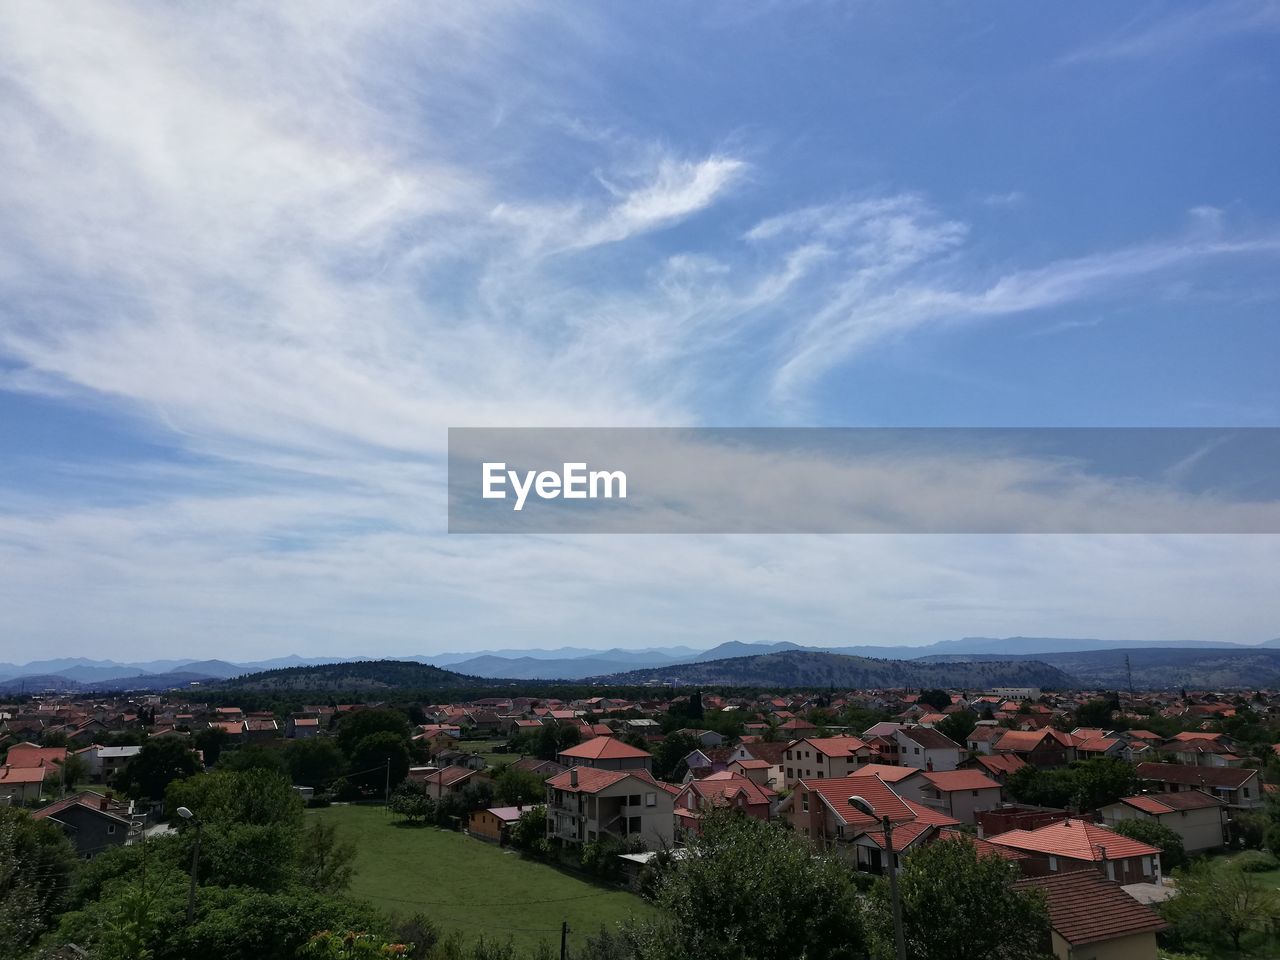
left=1110, top=818, right=1186, bottom=871
left=1235, top=812, right=1268, bottom=850
left=1233, top=850, right=1279, bottom=873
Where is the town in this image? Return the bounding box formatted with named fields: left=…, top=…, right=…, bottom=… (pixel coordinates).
left=4, top=670, right=1280, bottom=959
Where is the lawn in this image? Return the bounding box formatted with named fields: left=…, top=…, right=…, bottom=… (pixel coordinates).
left=309, top=804, right=655, bottom=953
left=455, top=739, right=524, bottom=770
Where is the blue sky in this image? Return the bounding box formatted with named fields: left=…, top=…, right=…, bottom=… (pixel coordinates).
left=0, top=2, right=1278, bottom=660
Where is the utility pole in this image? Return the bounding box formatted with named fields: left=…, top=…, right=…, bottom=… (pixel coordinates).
left=882, top=815, right=907, bottom=960
left=384, top=758, right=391, bottom=809
left=560, top=919, right=569, bottom=960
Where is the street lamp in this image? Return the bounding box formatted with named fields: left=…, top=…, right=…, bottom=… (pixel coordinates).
left=849, top=795, right=907, bottom=960
left=177, top=806, right=202, bottom=924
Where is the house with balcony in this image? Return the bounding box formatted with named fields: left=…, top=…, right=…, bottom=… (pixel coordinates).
left=1135, top=762, right=1262, bottom=810
left=544, top=766, right=676, bottom=850
left=893, top=726, right=964, bottom=772
left=1098, top=789, right=1227, bottom=854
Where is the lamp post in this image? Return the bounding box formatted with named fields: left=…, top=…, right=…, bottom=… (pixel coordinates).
left=177, top=806, right=202, bottom=924
left=882, top=815, right=907, bottom=960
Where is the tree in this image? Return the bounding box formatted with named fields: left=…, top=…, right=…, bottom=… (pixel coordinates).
left=868, top=836, right=1049, bottom=960
left=388, top=784, right=433, bottom=824
left=1110, top=818, right=1185, bottom=871
left=651, top=732, right=698, bottom=783
left=336, top=709, right=410, bottom=757
left=217, top=744, right=289, bottom=777
left=1074, top=697, right=1117, bottom=729
left=349, top=732, right=410, bottom=791
left=0, top=807, right=78, bottom=960
left=936, top=711, right=977, bottom=746
left=295, top=820, right=356, bottom=893
left=286, top=738, right=347, bottom=789
left=644, top=809, right=864, bottom=960
left=508, top=806, right=546, bottom=852
left=1068, top=757, right=1137, bottom=811
left=193, top=727, right=230, bottom=768
left=918, top=689, right=951, bottom=712
left=59, top=752, right=90, bottom=792
left=1162, top=861, right=1280, bottom=953
left=688, top=690, right=704, bottom=722
left=115, top=738, right=202, bottom=801
left=493, top=766, right=545, bottom=806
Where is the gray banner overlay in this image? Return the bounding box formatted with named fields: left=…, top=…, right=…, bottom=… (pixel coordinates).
left=447, top=428, right=1280, bottom=533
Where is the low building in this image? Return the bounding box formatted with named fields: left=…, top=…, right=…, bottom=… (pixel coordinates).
left=895, top=768, right=1003, bottom=824
left=468, top=804, right=535, bottom=844
left=31, top=792, right=136, bottom=858
left=421, top=765, right=488, bottom=801
left=0, top=764, right=46, bottom=804
left=545, top=767, right=676, bottom=850
left=988, top=818, right=1162, bottom=885
left=1015, top=870, right=1167, bottom=960
left=1098, top=790, right=1227, bottom=854
left=1135, top=762, right=1262, bottom=810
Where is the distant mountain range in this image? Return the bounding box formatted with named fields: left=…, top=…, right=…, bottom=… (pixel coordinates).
left=590, top=650, right=1075, bottom=690
left=2, top=635, right=1277, bottom=692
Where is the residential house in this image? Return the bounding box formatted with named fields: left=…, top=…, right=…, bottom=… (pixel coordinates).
left=726, top=741, right=786, bottom=790
left=468, top=804, right=534, bottom=844
left=32, top=792, right=136, bottom=858
left=958, top=752, right=1027, bottom=784
left=287, top=716, right=321, bottom=739
left=893, top=726, right=964, bottom=772
left=673, top=772, right=775, bottom=835
left=675, top=729, right=726, bottom=748
left=558, top=737, right=652, bottom=772
left=894, top=768, right=1003, bottom=825
left=1015, top=870, right=1167, bottom=960
left=993, top=728, right=1077, bottom=769
left=510, top=757, right=567, bottom=780
left=0, top=765, right=46, bottom=803
left=782, top=736, right=873, bottom=787
left=545, top=767, right=676, bottom=850
left=87, top=745, right=142, bottom=783
left=778, top=773, right=959, bottom=873
left=966, top=724, right=1004, bottom=755
left=988, top=818, right=1163, bottom=884
left=1098, top=790, right=1227, bottom=854
left=422, top=765, right=489, bottom=802
left=1135, top=762, right=1263, bottom=810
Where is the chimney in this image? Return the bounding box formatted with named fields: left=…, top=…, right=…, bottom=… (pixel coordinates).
left=99, top=795, right=108, bottom=811
left=570, top=768, right=578, bottom=788
left=926, top=759, right=934, bottom=772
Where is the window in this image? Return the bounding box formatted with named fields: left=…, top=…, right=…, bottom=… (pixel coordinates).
left=1244, top=787, right=1251, bottom=798
left=107, top=824, right=116, bottom=834
left=972, top=790, right=979, bottom=797
left=786, top=767, right=793, bottom=778
left=645, top=792, right=656, bottom=807
left=1048, top=856, right=1058, bottom=872
left=801, top=793, right=809, bottom=812
left=816, top=771, right=824, bottom=778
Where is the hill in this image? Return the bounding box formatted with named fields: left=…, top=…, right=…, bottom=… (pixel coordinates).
left=222, top=659, right=477, bottom=692
left=918, top=647, right=1280, bottom=690
left=591, top=650, right=1075, bottom=690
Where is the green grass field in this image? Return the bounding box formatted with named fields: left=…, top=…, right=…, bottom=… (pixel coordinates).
left=309, top=804, right=654, bottom=953
left=455, top=739, right=524, bottom=769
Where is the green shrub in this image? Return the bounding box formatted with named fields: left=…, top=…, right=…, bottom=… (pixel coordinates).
left=1233, top=850, right=1278, bottom=873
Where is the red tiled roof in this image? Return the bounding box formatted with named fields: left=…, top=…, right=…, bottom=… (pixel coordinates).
left=0, top=765, right=47, bottom=784
left=1117, top=790, right=1224, bottom=815
left=32, top=792, right=132, bottom=825
left=4, top=745, right=67, bottom=768
left=970, top=754, right=1027, bottom=776
left=989, top=819, right=1161, bottom=862
left=558, top=737, right=650, bottom=761
left=424, top=765, right=477, bottom=788
left=1015, top=870, right=1167, bottom=946
left=1135, top=762, right=1257, bottom=789
left=679, top=772, right=775, bottom=807
left=896, top=726, right=963, bottom=751
left=920, top=769, right=1002, bottom=792
left=547, top=766, right=674, bottom=795
left=793, top=736, right=871, bottom=758
left=936, top=828, right=1028, bottom=861
left=849, top=763, right=917, bottom=783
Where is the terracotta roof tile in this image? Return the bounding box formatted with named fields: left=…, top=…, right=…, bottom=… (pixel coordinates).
left=1015, top=870, right=1167, bottom=946
left=989, top=819, right=1161, bottom=862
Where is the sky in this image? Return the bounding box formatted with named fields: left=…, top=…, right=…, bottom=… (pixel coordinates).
left=1, top=1, right=1279, bottom=661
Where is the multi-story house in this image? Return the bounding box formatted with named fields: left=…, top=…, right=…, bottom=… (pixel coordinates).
left=544, top=767, right=675, bottom=850
left=782, top=736, right=873, bottom=787
left=893, top=768, right=1004, bottom=825
left=893, top=726, right=964, bottom=772
left=1135, top=762, right=1263, bottom=810
left=1098, top=789, right=1227, bottom=854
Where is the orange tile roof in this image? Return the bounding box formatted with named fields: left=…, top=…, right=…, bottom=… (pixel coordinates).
left=547, top=766, right=673, bottom=795
left=558, top=737, right=650, bottom=761
left=920, top=769, right=1002, bottom=792
left=0, top=765, right=47, bottom=784
left=1136, top=762, right=1256, bottom=789
left=1117, top=790, right=1224, bottom=815
left=846, top=763, right=917, bottom=783
left=793, top=735, right=871, bottom=757
left=1015, top=870, right=1167, bottom=946
left=989, top=819, right=1160, bottom=862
